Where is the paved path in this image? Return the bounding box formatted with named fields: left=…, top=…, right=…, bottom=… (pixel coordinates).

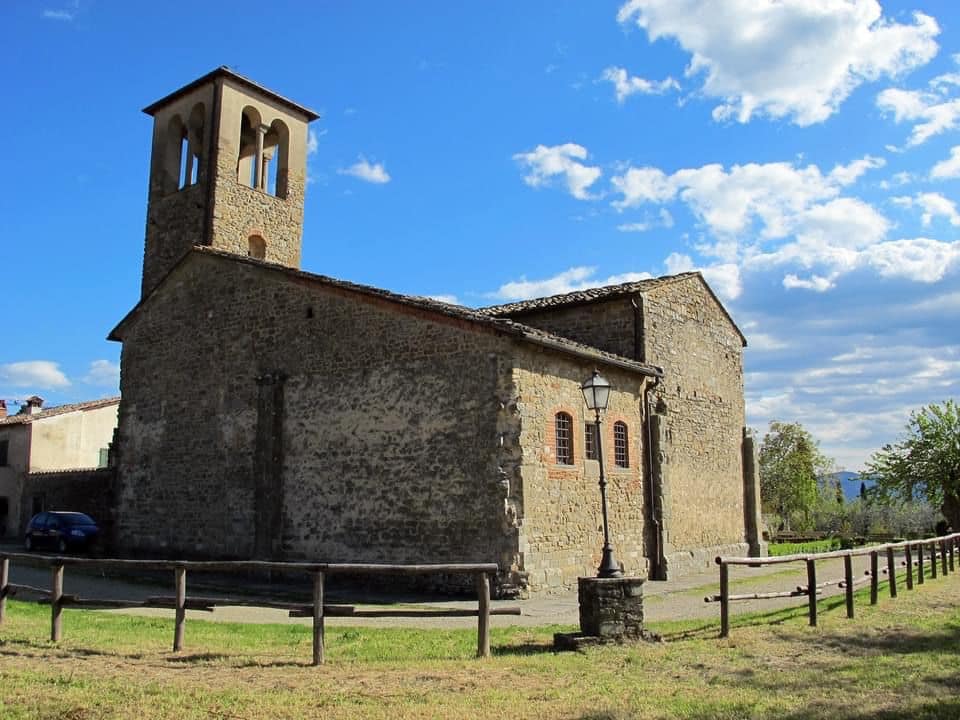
left=0, top=543, right=908, bottom=629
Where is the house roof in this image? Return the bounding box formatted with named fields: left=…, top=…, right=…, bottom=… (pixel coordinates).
left=108, top=248, right=663, bottom=379
left=0, top=397, right=120, bottom=426
left=478, top=271, right=747, bottom=347
left=142, top=66, right=321, bottom=121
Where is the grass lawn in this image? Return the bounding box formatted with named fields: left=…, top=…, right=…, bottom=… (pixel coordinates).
left=1, top=577, right=958, bottom=719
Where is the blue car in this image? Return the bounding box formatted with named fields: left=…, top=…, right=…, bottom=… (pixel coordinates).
left=24, top=511, right=100, bottom=553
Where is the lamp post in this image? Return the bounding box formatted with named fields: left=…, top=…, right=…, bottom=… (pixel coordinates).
left=581, top=370, right=623, bottom=579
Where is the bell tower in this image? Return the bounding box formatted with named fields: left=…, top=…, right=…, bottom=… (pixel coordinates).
left=139, top=67, right=319, bottom=297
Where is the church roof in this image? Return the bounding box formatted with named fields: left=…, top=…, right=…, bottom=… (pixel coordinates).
left=478, top=271, right=747, bottom=346
left=0, top=396, right=120, bottom=426
left=108, top=248, right=663, bottom=379
left=142, top=66, right=321, bottom=121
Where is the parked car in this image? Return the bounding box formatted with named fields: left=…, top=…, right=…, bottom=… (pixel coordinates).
left=24, top=511, right=100, bottom=553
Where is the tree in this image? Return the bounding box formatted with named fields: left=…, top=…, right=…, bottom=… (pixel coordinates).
left=758, top=421, right=834, bottom=530
left=866, top=399, right=960, bottom=531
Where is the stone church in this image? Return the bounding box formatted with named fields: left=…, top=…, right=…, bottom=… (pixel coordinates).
left=109, top=68, right=762, bottom=597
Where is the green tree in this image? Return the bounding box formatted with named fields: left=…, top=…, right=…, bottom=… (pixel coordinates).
left=758, top=421, right=833, bottom=530
left=866, top=399, right=960, bottom=531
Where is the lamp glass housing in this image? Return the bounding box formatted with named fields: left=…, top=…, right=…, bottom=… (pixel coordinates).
left=581, top=371, right=611, bottom=412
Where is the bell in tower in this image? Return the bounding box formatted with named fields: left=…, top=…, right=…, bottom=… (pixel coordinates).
left=139, top=67, right=319, bottom=298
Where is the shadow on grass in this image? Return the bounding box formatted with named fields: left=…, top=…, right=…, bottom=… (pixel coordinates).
left=491, top=641, right=558, bottom=657
left=166, top=651, right=232, bottom=664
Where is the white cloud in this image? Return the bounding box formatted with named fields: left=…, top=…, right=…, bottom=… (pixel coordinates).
left=829, top=155, right=886, bottom=186
left=617, top=0, right=939, bottom=126
left=747, top=333, right=788, bottom=351
left=43, top=9, right=75, bottom=21
left=664, top=252, right=742, bottom=300
left=893, top=192, right=960, bottom=226
left=513, top=143, right=602, bottom=200
left=609, top=157, right=911, bottom=290
left=877, top=84, right=960, bottom=147
left=612, top=158, right=884, bottom=241
left=931, top=145, right=960, bottom=179
left=306, top=129, right=321, bottom=155
left=615, top=208, right=674, bottom=233
left=863, top=238, right=960, bottom=282
left=0, top=361, right=70, bottom=389
left=783, top=273, right=836, bottom=292
left=83, top=360, right=120, bottom=387
left=490, top=266, right=652, bottom=301
left=338, top=157, right=391, bottom=184
left=601, top=66, right=678, bottom=103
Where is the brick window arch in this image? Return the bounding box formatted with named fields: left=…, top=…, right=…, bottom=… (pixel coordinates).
left=613, top=421, right=629, bottom=468
left=555, top=412, right=574, bottom=465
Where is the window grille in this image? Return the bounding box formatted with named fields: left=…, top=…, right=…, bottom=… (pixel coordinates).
left=555, top=413, right=574, bottom=465
left=614, top=421, right=629, bottom=468
left=584, top=423, right=598, bottom=460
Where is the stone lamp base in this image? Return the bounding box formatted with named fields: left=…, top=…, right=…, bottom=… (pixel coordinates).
left=554, top=576, right=661, bottom=650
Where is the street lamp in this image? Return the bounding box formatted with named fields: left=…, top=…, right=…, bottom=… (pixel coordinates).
left=581, top=370, right=623, bottom=579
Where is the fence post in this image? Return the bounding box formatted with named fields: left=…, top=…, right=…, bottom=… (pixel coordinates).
left=312, top=571, right=325, bottom=666
left=51, top=563, right=64, bottom=642
left=843, top=554, right=854, bottom=619
left=886, top=546, right=897, bottom=598
left=476, top=572, right=491, bottom=658
left=718, top=562, right=730, bottom=638
left=932, top=542, right=939, bottom=578
left=173, top=566, right=186, bottom=652
left=918, top=543, right=925, bottom=584
left=950, top=537, right=956, bottom=572
left=869, top=551, right=879, bottom=605
left=806, top=559, right=817, bottom=627
left=905, top=544, right=913, bottom=590
left=0, top=557, right=9, bottom=625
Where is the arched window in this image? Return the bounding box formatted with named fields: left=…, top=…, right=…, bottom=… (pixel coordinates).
left=555, top=412, right=574, bottom=465
left=614, top=421, right=629, bottom=468
left=162, top=114, right=185, bottom=195
left=248, top=234, right=266, bottom=259
left=237, top=108, right=289, bottom=198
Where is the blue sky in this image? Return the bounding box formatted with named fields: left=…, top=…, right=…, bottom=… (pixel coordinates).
left=2, top=0, right=958, bottom=471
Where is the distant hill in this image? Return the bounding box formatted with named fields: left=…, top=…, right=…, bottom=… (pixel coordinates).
left=830, top=471, right=876, bottom=501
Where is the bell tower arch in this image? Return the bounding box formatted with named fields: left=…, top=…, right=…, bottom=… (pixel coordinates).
left=139, top=67, right=319, bottom=297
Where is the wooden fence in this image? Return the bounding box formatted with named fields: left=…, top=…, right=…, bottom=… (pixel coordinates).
left=0, top=554, right=517, bottom=664
left=711, top=532, right=960, bottom=637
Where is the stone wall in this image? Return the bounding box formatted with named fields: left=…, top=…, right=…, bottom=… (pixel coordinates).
left=115, top=254, right=525, bottom=591
left=642, top=276, right=749, bottom=572
left=21, top=468, right=115, bottom=538
left=513, top=351, right=651, bottom=593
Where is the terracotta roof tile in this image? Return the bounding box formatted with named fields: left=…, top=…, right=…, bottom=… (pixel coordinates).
left=477, top=272, right=700, bottom=316
left=0, top=397, right=120, bottom=426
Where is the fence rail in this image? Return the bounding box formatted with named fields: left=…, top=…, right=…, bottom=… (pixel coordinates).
left=711, top=532, right=960, bottom=637
left=0, top=553, right=511, bottom=664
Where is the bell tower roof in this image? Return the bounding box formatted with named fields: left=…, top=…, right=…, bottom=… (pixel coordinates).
left=142, top=66, right=320, bottom=121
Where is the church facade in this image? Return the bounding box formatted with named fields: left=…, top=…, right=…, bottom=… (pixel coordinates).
left=109, top=68, right=762, bottom=596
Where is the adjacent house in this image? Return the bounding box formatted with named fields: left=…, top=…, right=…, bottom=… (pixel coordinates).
left=0, top=396, right=119, bottom=538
